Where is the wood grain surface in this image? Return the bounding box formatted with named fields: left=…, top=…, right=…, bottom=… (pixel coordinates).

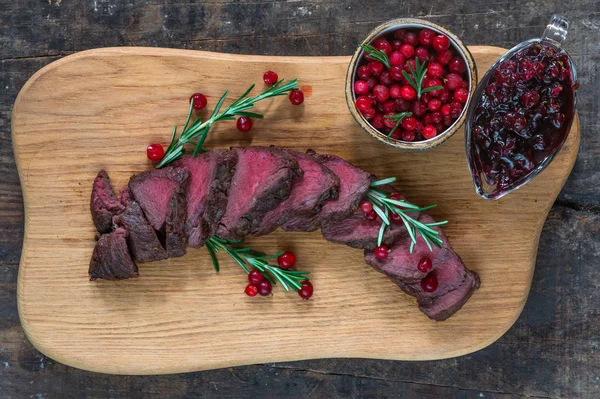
left=11, top=46, right=579, bottom=375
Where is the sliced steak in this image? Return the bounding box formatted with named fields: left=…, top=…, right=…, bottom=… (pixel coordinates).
left=174, top=151, right=237, bottom=247
left=90, top=170, right=125, bottom=234
left=128, top=166, right=190, bottom=257
left=89, top=227, right=138, bottom=280
left=119, top=188, right=132, bottom=207
left=289, top=150, right=372, bottom=232
left=252, top=150, right=340, bottom=236
left=322, top=186, right=418, bottom=250
left=217, top=147, right=302, bottom=240
left=365, top=214, right=479, bottom=320
left=114, top=201, right=167, bottom=263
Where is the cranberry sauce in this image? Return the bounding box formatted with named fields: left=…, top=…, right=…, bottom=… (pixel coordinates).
left=353, top=27, right=470, bottom=142
left=468, top=41, right=576, bottom=197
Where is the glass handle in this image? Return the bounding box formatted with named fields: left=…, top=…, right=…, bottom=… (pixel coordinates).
left=541, top=14, right=569, bottom=48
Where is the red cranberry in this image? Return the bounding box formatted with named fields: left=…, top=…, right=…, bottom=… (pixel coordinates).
left=360, top=200, right=373, bottom=214
left=454, top=88, right=469, bottom=103
left=361, top=107, right=375, bottom=120
left=357, top=65, right=372, bottom=80
left=424, top=78, right=443, bottom=97
left=355, top=96, right=372, bottom=112
left=383, top=101, right=396, bottom=114
left=404, top=59, right=417, bottom=73
left=437, top=50, right=453, bottom=65
left=390, top=212, right=402, bottom=224
left=520, top=90, right=540, bottom=108
left=415, top=47, right=429, bottom=63
left=383, top=113, right=397, bottom=129
left=394, top=29, right=406, bottom=40
left=263, top=70, right=279, bottom=86
left=428, top=98, right=441, bottom=111
left=449, top=101, right=463, bottom=119
left=419, top=28, right=436, bottom=46
left=402, top=116, right=417, bottom=130
left=366, top=77, right=378, bottom=91
left=432, top=35, right=450, bottom=52
left=411, top=100, right=427, bottom=117
left=417, top=257, right=433, bottom=273
left=441, top=104, right=451, bottom=116
left=298, top=281, right=313, bottom=299
left=245, top=284, right=258, bottom=297
left=404, top=32, right=418, bottom=46
left=550, top=83, right=563, bottom=97
left=373, top=37, right=392, bottom=55
left=374, top=245, right=389, bottom=259
left=189, top=93, right=208, bottom=111
left=431, top=112, right=443, bottom=124
left=401, top=130, right=415, bottom=142
left=438, top=88, right=450, bottom=102
left=389, top=51, right=404, bottom=66
left=389, top=65, right=405, bottom=81
left=445, top=73, right=463, bottom=91
left=388, top=192, right=402, bottom=200
left=146, top=144, right=164, bottom=161
left=368, top=60, right=384, bottom=75
left=448, top=57, right=466, bottom=74
left=354, top=80, right=369, bottom=95
left=399, top=44, right=414, bottom=59
left=392, top=39, right=403, bottom=51
left=373, top=85, right=390, bottom=102
left=365, top=210, right=377, bottom=220
left=371, top=113, right=385, bottom=130
left=421, top=273, right=438, bottom=292
left=424, top=114, right=433, bottom=125
left=428, top=62, right=444, bottom=78
left=389, top=84, right=402, bottom=99
left=400, top=85, right=416, bottom=100
left=379, top=71, right=393, bottom=86
left=236, top=116, right=253, bottom=132
left=248, top=269, right=264, bottom=285
left=289, top=89, right=304, bottom=105
left=258, top=280, right=272, bottom=296
left=277, top=251, right=296, bottom=269
left=422, top=125, right=437, bottom=139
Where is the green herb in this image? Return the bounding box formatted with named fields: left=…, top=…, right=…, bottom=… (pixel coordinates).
left=367, top=177, right=448, bottom=253
left=383, top=112, right=413, bottom=137
left=401, top=58, right=443, bottom=100
left=156, top=79, right=299, bottom=168
left=360, top=44, right=391, bottom=69
left=205, top=237, right=310, bottom=291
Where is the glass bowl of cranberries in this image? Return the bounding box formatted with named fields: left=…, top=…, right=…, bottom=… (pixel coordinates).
left=466, top=15, right=578, bottom=200
left=346, top=18, right=477, bottom=150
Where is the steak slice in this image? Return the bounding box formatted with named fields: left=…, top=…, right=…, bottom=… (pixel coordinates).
left=322, top=186, right=418, bottom=250
left=366, top=214, right=479, bottom=320
left=114, top=201, right=167, bottom=263
left=251, top=150, right=340, bottom=236
left=217, top=147, right=302, bottom=240
left=89, top=227, right=138, bottom=280
left=128, top=166, right=190, bottom=258
left=364, top=214, right=448, bottom=281
left=173, top=151, right=237, bottom=247
left=290, top=150, right=372, bottom=232
left=90, top=170, right=125, bottom=234
left=119, top=188, right=132, bottom=207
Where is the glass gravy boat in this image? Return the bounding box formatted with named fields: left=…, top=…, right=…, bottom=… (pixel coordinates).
left=465, top=15, right=578, bottom=200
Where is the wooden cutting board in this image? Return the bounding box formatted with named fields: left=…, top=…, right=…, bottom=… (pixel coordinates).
left=12, top=46, right=579, bottom=375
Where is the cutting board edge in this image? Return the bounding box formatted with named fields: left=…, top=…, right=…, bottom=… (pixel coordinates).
left=12, top=47, right=580, bottom=374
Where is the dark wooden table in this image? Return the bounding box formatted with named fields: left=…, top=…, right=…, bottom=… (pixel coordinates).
left=1, top=1, right=598, bottom=397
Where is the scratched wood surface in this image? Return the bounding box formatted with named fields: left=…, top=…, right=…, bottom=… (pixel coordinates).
left=1, top=0, right=599, bottom=397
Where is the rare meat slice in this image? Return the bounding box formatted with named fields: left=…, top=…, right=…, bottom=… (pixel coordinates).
left=251, top=150, right=340, bottom=236
left=217, top=147, right=302, bottom=240
left=128, top=166, right=190, bottom=257
left=119, top=188, right=132, bottom=207
left=90, top=170, right=125, bottom=234
left=289, top=150, right=372, bottom=232
left=114, top=201, right=167, bottom=263
left=89, top=227, right=138, bottom=280
left=322, top=186, right=418, bottom=250
left=365, top=214, right=479, bottom=320
left=364, top=214, right=448, bottom=281
left=173, top=151, right=237, bottom=247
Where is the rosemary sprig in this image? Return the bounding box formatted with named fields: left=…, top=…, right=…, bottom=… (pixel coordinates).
left=205, top=237, right=310, bottom=292
left=156, top=79, right=299, bottom=168
left=360, top=44, right=391, bottom=69
left=367, top=177, right=448, bottom=253
left=383, top=112, right=412, bottom=137
left=401, top=58, right=443, bottom=100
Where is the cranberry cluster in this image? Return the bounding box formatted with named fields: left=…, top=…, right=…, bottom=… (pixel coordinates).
left=353, top=28, right=470, bottom=142
left=470, top=42, right=575, bottom=192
